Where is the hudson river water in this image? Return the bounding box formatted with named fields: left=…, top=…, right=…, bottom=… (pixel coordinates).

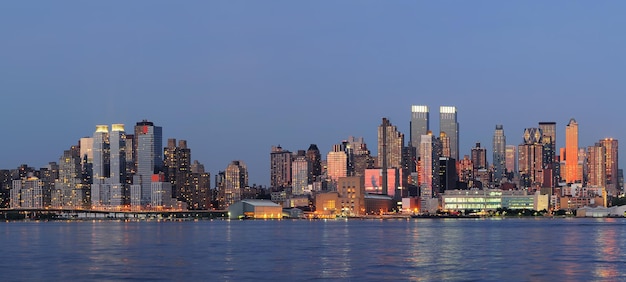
left=1, top=218, right=626, bottom=281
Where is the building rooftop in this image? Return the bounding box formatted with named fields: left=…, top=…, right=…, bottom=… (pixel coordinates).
left=240, top=199, right=281, bottom=207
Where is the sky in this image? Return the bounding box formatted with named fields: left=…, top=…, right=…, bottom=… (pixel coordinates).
left=1, top=2, right=626, bottom=186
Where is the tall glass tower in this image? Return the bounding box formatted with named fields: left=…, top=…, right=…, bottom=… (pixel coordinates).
left=439, top=106, right=459, bottom=161
left=493, top=125, right=506, bottom=181
left=134, top=120, right=163, bottom=205
left=410, top=105, right=429, bottom=153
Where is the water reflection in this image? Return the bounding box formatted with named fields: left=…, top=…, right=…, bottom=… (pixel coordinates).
left=2, top=218, right=626, bottom=280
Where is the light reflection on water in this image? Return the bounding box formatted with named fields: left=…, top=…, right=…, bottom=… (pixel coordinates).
left=1, top=218, right=626, bottom=281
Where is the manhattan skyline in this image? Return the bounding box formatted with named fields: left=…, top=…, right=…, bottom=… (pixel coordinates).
left=2, top=2, right=626, bottom=186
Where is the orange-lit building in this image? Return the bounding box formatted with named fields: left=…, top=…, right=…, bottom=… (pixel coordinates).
left=337, top=176, right=365, bottom=216
left=564, top=119, right=581, bottom=183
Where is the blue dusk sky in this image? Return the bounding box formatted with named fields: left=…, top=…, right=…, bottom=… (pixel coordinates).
left=1, top=2, right=625, bottom=186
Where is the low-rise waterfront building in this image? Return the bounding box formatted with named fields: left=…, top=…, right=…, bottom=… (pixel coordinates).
left=228, top=199, right=282, bottom=219
left=442, top=189, right=549, bottom=211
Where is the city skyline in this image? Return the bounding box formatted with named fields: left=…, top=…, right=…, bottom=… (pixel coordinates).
left=2, top=2, right=626, bottom=186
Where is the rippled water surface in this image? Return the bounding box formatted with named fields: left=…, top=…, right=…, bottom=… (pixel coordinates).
left=1, top=218, right=626, bottom=281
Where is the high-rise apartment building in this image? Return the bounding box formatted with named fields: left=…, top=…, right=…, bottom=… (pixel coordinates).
left=164, top=139, right=191, bottom=202
left=52, top=145, right=83, bottom=208
left=134, top=120, right=163, bottom=206
left=292, top=155, right=310, bottom=195
left=493, top=125, right=506, bottom=182
left=564, top=119, right=581, bottom=183
left=377, top=118, right=404, bottom=169
left=586, top=144, right=606, bottom=188
left=270, top=146, right=292, bottom=190
left=439, top=106, right=459, bottom=161
left=505, top=145, right=517, bottom=176
left=471, top=142, right=487, bottom=172
left=189, top=166, right=211, bottom=210
left=10, top=175, right=44, bottom=209
left=327, top=144, right=348, bottom=183
left=419, top=133, right=440, bottom=198
left=410, top=105, right=429, bottom=153
left=223, top=160, right=247, bottom=208
left=599, top=138, right=619, bottom=196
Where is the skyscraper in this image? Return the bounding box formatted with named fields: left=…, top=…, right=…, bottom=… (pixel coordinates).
left=224, top=160, right=247, bottom=208
left=109, top=124, right=126, bottom=206
left=378, top=118, right=404, bottom=196
left=471, top=143, right=487, bottom=171
left=493, top=125, right=506, bottom=182
left=538, top=122, right=556, bottom=166
left=327, top=144, right=348, bottom=183
left=134, top=120, right=163, bottom=206
left=291, top=155, right=309, bottom=195
left=505, top=145, right=517, bottom=176
left=518, top=128, right=544, bottom=188
left=599, top=138, right=619, bottom=196
left=586, top=144, right=606, bottom=188
left=306, top=144, right=322, bottom=183
left=410, top=105, right=429, bottom=152
left=419, top=133, right=440, bottom=198
left=377, top=118, right=404, bottom=169
left=270, top=146, right=292, bottom=190
left=439, top=106, right=459, bottom=161
left=92, top=125, right=110, bottom=182
left=564, top=119, right=581, bottom=183
left=164, top=139, right=191, bottom=203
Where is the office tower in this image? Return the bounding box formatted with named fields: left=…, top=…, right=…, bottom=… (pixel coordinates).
left=586, top=144, right=606, bottom=188
left=493, top=125, right=506, bottom=182
left=419, top=133, right=440, bottom=198
left=327, top=144, right=348, bottom=183
left=224, top=160, right=247, bottom=208
left=270, top=146, right=292, bottom=190
left=440, top=106, right=459, bottom=160
left=410, top=105, right=429, bottom=152
left=563, top=119, right=580, bottom=183
left=518, top=128, right=544, bottom=188
left=92, top=125, right=110, bottom=182
left=164, top=139, right=191, bottom=202
left=292, top=155, right=310, bottom=195
left=538, top=122, right=556, bottom=166
left=599, top=138, right=619, bottom=196
left=337, top=176, right=365, bottom=216
left=134, top=120, right=163, bottom=206
left=306, top=144, right=322, bottom=182
left=471, top=143, right=487, bottom=171
left=505, top=145, right=517, bottom=175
